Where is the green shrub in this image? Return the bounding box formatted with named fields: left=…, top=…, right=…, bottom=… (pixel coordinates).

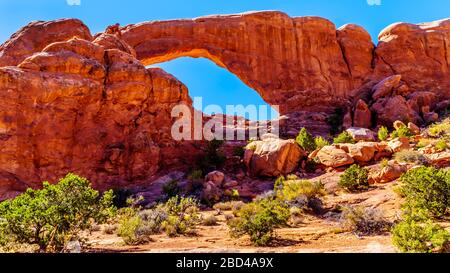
left=428, top=119, right=450, bottom=137
left=198, top=139, right=226, bottom=173
left=296, top=128, right=316, bottom=152
left=314, top=136, right=330, bottom=149
left=276, top=180, right=325, bottom=202
left=118, top=211, right=144, bottom=245
left=213, top=201, right=245, bottom=212
left=391, top=126, right=413, bottom=139
left=340, top=206, right=392, bottom=235
left=333, top=131, right=356, bottom=144
left=0, top=174, right=115, bottom=252
left=417, top=138, right=432, bottom=149
left=162, top=179, right=181, bottom=198
left=159, top=196, right=200, bottom=237
left=228, top=199, right=289, bottom=246
left=339, top=165, right=369, bottom=192
left=394, top=150, right=428, bottom=165
left=435, top=139, right=448, bottom=152
left=392, top=208, right=450, bottom=253
left=380, top=158, right=390, bottom=169
left=398, top=166, right=450, bottom=217
left=378, top=126, right=389, bottom=141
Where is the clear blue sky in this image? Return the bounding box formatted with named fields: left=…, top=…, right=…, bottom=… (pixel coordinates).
left=1, top=0, right=449, bottom=118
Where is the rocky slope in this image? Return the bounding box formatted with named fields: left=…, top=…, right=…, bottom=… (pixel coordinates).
left=0, top=11, right=449, bottom=199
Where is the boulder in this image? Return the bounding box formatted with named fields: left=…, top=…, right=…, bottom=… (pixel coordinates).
left=205, top=171, right=225, bottom=187
left=369, top=162, right=409, bottom=184
left=201, top=181, right=223, bottom=202
left=337, top=142, right=377, bottom=163
left=346, top=127, right=376, bottom=142
left=315, top=146, right=355, bottom=168
left=388, top=137, right=410, bottom=153
left=372, top=75, right=402, bottom=100
left=371, top=96, right=421, bottom=127
left=353, top=99, right=372, bottom=128
left=407, top=122, right=420, bottom=135
left=426, top=152, right=450, bottom=167
left=244, top=138, right=304, bottom=177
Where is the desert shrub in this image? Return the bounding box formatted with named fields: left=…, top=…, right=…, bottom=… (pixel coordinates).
left=296, top=128, right=316, bottom=152
left=398, top=167, right=450, bottom=217
left=428, top=119, right=450, bottom=137
left=394, top=150, right=428, bottom=165
left=159, top=196, right=200, bottom=237
left=273, top=176, right=286, bottom=193
left=0, top=174, right=115, bottom=252
left=233, top=146, right=246, bottom=157
left=327, top=108, right=345, bottom=135
left=333, top=131, right=356, bottom=144
left=392, top=207, right=450, bottom=253
left=228, top=199, right=290, bottom=246
left=117, top=210, right=144, bottom=245
left=417, top=138, right=433, bottom=149
left=391, top=126, right=413, bottom=139
left=339, top=164, right=369, bottom=192
left=378, top=126, right=389, bottom=141
left=380, top=158, right=389, bottom=169
left=213, top=201, right=245, bottom=211
left=340, top=206, right=392, bottom=235
left=224, top=189, right=240, bottom=201
left=435, top=139, right=448, bottom=152
left=198, top=139, right=226, bottom=173
left=202, top=215, right=218, bottom=226
left=162, top=179, right=181, bottom=198
left=314, top=136, right=330, bottom=149
left=276, top=180, right=325, bottom=202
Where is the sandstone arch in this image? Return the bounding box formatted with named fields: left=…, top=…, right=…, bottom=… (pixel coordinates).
left=120, top=11, right=375, bottom=115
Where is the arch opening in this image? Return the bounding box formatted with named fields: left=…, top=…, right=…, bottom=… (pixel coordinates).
left=149, top=56, right=280, bottom=122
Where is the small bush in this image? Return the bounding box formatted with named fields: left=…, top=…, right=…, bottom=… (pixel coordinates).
left=340, top=206, right=392, bottom=235
left=378, top=126, right=389, bottom=141
left=118, top=212, right=144, bottom=245
left=162, top=179, right=181, bottom=198
left=339, top=165, right=369, bottom=192
left=198, top=139, right=226, bottom=173
left=314, top=136, right=330, bottom=149
left=296, top=128, right=316, bottom=152
left=392, top=208, right=450, bottom=253
left=394, top=150, right=428, bottom=165
left=213, top=201, right=245, bottom=211
left=391, top=126, right=413, bottom=139
left=228, top=199, right=290, bottom=246
left=333, top=131, right=356, bottom=144
left=398, top=167, right=450, bottom=217
left=0, top=174, right=115, bottom=252
left=159, top=196, right=200, bottom=237
left=435, top=139, right=448, bottom=152
left=428, top=119, right=450, bottom=137
left=202, top=215, right=218, bottom=226
left=276, top=180, right=325, bottom=202
left=380, top=158, right=389, bottom=169
left=417, top=138, right=433, bottom=149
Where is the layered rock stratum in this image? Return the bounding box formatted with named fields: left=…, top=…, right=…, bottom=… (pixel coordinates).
left=0, top=11, right=449, bottom=199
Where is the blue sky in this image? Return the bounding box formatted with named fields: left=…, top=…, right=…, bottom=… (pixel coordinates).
left=1, top=0, right=449, bottom=119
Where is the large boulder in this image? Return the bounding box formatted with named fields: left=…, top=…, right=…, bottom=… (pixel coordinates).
left=346, top=127, right=377, bottom=142
left=426, top=152, right=450, bottom=167
left=205, top=171, right=225, bottom=187
left=369, top=162, right=409, bottom=184
left=372, top=75, right=402, bottom=100
left=244, top=138, right=304, bottom=177
left=315, top=146, right=355, bottom=168
left=371, top=96, right=421, bottom=126
left=388, top=137, right=411, bottom=153
left=353, top=99, right=372, bottom=128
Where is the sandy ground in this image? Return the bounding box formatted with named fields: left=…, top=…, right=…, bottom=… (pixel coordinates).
left=87, top=170, right=404, bottom=253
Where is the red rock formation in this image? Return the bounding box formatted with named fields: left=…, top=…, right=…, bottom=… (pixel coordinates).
left=0, top=11, right=450, bottom=199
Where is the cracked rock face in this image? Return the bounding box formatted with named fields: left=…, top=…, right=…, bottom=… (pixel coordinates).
left=0, top=11, right=449, bottom=199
